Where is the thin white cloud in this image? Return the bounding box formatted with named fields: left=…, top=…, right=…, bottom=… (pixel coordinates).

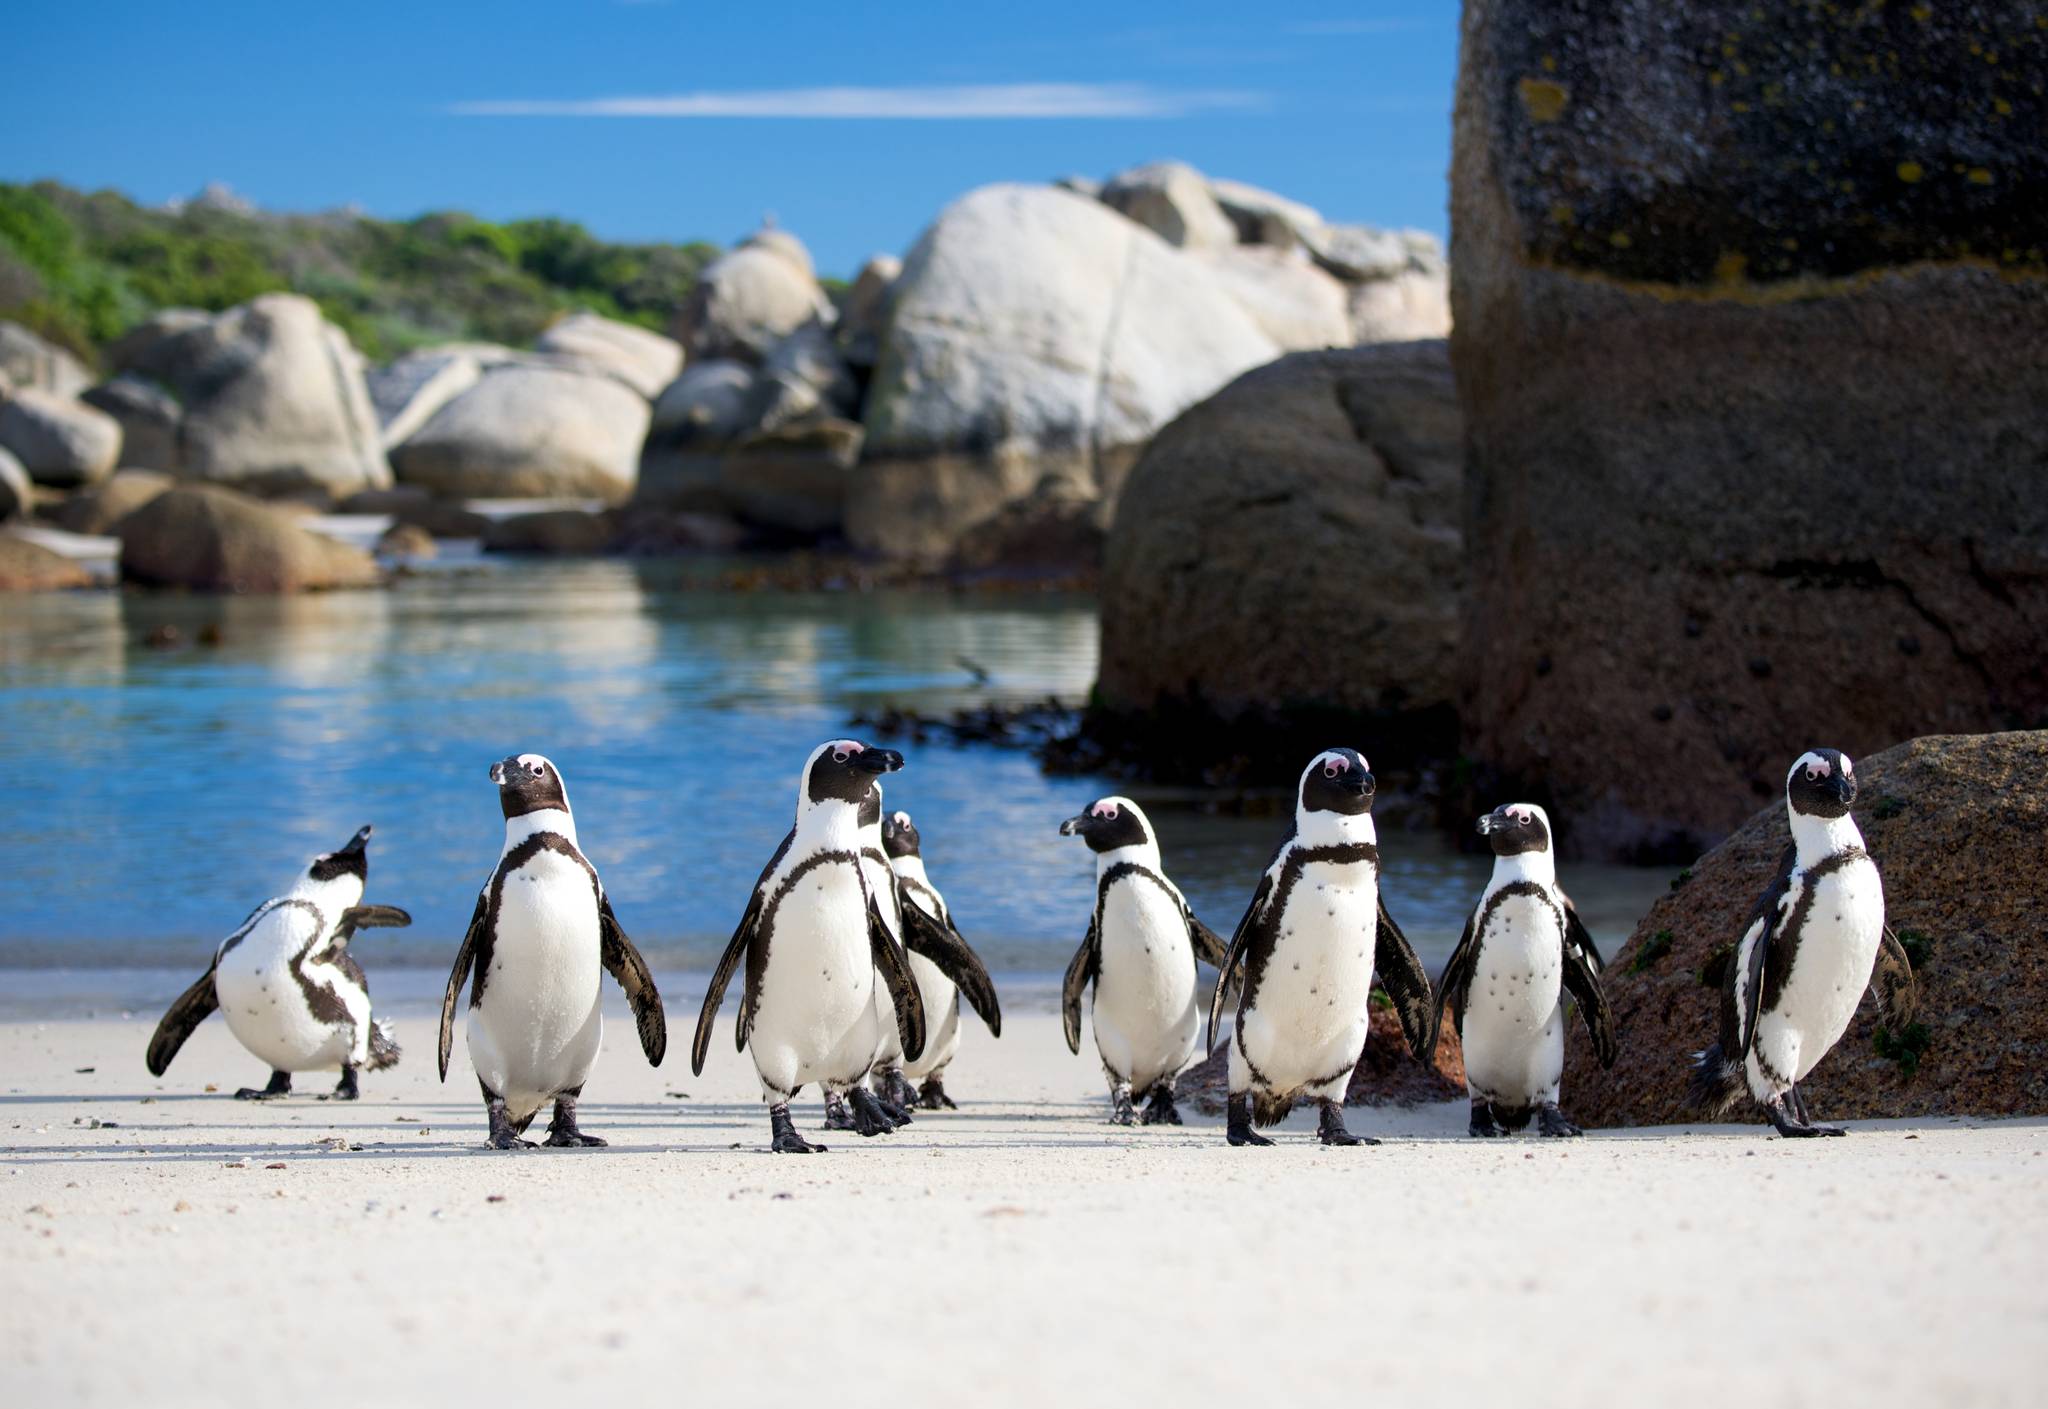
left=447, top=83, right=1262, bottom=120
left=1284, top=18, right=1434, bottom=36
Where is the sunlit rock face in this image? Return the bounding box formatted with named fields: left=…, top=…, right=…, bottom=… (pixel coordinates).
left=1453, top=0, right=2048, bottom=862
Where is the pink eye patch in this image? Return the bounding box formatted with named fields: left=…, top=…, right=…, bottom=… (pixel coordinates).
left=1090, top=802, right=1119, bottom=819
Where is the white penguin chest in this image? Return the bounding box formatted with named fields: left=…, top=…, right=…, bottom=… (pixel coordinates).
left=1256, top=861, right=1379, bottom=1025
left=761, top=858, right=876, bottom=1016
left=1466, top=891, right=1566, bottom=1029
left=214, top=908, right=360, bottom=1068
left=484, top=854, right=602, bottom=1023
left=1773, top=857, right=1885, bottom=1062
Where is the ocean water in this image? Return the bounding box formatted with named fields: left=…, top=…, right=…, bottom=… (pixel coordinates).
left=0, top=558, right=1669, bottom=980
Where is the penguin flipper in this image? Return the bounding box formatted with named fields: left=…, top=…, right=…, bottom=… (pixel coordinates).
left=1736, top=846, right=1800, bottom=1060
left=869, top=895, right=928, bottom=1063
left=1561, top=895, right=1605, bottom=972
left=1561, top=921, right=1618, bottom=1069
left=1872, top=925, right=1920, bottom=1028
left=333, top=904, right=412, bottom=950
left=146, top=966, right=220, bottom=1077
left=1207, top=873, right=1273, bottom=1057
left=899, top=893, right=1001, bottom=1037
left=438, top=889, right=489, bottom=1083
left=598, top=896, right=668, bottom=1067
left=1060, top=918, right=1098, bottom=1056
left=1372, top=899, right=1436, bottom=1064
left=691, top=893, right=758, bottom=1077
left=1428, top=910, right=1480, bottom=1059
left=1185, top=911, right=1231, bottom=971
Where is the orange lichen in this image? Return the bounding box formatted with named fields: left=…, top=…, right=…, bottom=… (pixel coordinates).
left=1517, top=77, right=1570, bottom=123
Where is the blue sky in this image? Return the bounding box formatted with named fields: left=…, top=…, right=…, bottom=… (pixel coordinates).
left=1, top=1, right=1458, bottom=276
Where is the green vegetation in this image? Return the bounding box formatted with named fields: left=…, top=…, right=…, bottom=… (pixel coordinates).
left=1627, top=928, right=1675, bottom=975
left=1871, top=794, right=1906, bottom=820
left=1895, top=928, right=1934, bottom=971
left=0, top=180, right=720, bottom=364
left=1873, top=1021, right=1931, bottom=1079
left=1669, top=866, right=1693, bottom=890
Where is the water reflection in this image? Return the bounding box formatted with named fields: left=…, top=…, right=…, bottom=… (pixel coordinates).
left=0, top=560, right=1667, bottom=972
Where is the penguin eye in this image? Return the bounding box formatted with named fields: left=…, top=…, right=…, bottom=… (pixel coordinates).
left=833, top=750, right=850, bottom=763
left=1805, top=765, right=1821, bottom=781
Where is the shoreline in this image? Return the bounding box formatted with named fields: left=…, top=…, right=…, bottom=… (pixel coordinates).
left=4, top=1011, right=2044, bottom=1407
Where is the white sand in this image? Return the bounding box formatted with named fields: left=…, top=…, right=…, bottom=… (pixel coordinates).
left=3, top=998, right=2044, bottom=1408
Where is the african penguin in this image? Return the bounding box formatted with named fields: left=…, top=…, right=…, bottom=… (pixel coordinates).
left=1208, top=749, right=1435, bottom=1147
left=691, top=740, right=930, bottom=1154
left=146, top=824, right=411, bottom=1100
left=837, top=783, right=921, bottom=1127
left=438, top=754, right=667, bottom=1151
left=1429, top=803, right=1617, bottom=1138
left=884, top=808, right=1001, bottom=1110
left=1059, top=797, right=1230, bottom=1126
left=1689, top=749, right=1917, bottom=1137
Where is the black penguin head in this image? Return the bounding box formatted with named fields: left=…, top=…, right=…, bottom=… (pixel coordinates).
left=1477, top=803, right=1551, bottom=857
left=805, top=739, right=903, bottom=808
left=1786, top=749, right=1857, bottom=819
left=1059, top=797, right=1152, bottom=853
left=491, top=753, right=570, bottom=819
left=307, top=824, right=372, bottom=883
left=882, top=809, right=922, bottom=859
left=1299, top=748, right=1374, bottom=816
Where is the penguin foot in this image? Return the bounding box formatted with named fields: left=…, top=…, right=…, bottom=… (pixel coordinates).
left=846, top=1087, right=905, bottom=1138
left=1468, top=1099, right=1508, bottom=1138
left=771, top=1104, right=825, bottom=1154
left=485, top=1097, right=536, bottom=1150
left=822, top=1092, right=857, bottom=1131
left=235, top=1070, right=293, bottom=1101
left=324, top=1066, right=360, bottom=1102
left=876, top=1069, right=919, bottom=1110
left=1765, top=1096, right=1845, bottom=1138
left=1317, top=1100, right=1378, bottom=1146
left=1140, top=1087, right=1183, bottom=1126
left=1226, top=1093, right=1274, bottom=1147
left=1109, top=1086, right=1136, bottom=1126
left=543, top=1098, right=607, bottom=1147
left=874, top=1093, right=916, bottom=1126
left=916, top=1076, right=957, bottom=1111
left=488, top=1129, right=537, bottom=1150
left=1536, top=1103, right=1584, bottom=1139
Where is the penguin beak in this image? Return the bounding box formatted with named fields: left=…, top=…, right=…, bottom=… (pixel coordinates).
left=338, top=825, right=372, bottom=855
left=853, top=747, right=903, bottom=775
left=1477, top=810, right=1502, bottom=835
left=489, top=758, right=513, bottom=786
left=1347, top=769, right=1375, bottom=797
left=1832, top=773, right=1857, bottom=805
left=1058, top=813, right=1090, bottom=837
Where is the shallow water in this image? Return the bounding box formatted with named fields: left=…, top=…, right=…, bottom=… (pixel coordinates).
left=0, top=559, right=1670, bottom=976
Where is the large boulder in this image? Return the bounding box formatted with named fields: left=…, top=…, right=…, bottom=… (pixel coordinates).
left=675, top=228, right=828, bottom=364
left=0, top=447, right=31, bottom=520
left=0, top=534, right=92, bottom=591
left=1195, top=247, right=1353, bottom=351
left=51, top=468, right=175, bottom=535
left=0, top=388, right=122, bottom=487
left=1099, top=161, right=1238, bottom=251
left=104, top=309, right=213, bottom=383
left=1453, top=0, right=2048, bottom=860
left=0, top=322, right=92, bottom=397
left=835, top=254, right=901, bottom=369
left=1565, top=732, right=2048, bottom=1126
left=118, top=295, right=391, bottom=500
left=365, top=347, right=483, bottom=450
left=534, top=312, right=683, bottom=399
left=744, top=322, right=857, bottom=435
left=390, top=364, right=649, bottom=502
left=718, top=419, right=863, bottom=538
left=637, top=360, right=757, bottom=510
left=481, top=509, right=613, bottom=555
left=81, top=375, right=182, bottom=474
left=1097, top=342, right=1463, bottom=770
left=117, top=485, right=380, bottom=592
left=1347, top=263, right=1452, bottom=343
left=1207, top=178, right=1325, bottom=248
left=854, top=183, right=1278, bottom=559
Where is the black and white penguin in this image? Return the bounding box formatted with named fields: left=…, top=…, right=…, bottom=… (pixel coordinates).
left=841, top=783, right=921, bottom=1126
left=691, top=739, right=930, bottom=1154
left=1207, top=749, right=1435, bottom=1147
left=883, top=807, right=1001, bottom=1109
left=1429, top=803, right=1617, bottom=1137
left=147, top=825, right=410, bottom=1099
left=1059, top=797, right=1230, bottom=1126
left=438, top=754, right=667, bottom=1150
left=1689, top=748, right=1917, bottom=1136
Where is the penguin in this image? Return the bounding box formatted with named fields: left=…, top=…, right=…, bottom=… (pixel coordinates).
left=1428, top=803, right=1617, bottom=1138
left=1058, top=797, right=1231, bottom=1126
left=883, top=807, right=1002, bottom=1109
left=438, top=754, right=667, bottom=1150
left=691, top=739, right=930, bottom=1154
left=1207, top=749, right=1435, bottom=1147
left=838, top=783, right=921, bottom=1127
left=1689, top=748, right=1918, bottom=1136
left=146, top=825, right=410, bottom=1099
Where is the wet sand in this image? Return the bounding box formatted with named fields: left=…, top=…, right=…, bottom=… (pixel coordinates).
left=2, top=1004, right=2043, bottom=1408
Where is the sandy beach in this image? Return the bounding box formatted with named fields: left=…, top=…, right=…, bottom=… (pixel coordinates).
left=3, top=993, right=2043, bottom=1409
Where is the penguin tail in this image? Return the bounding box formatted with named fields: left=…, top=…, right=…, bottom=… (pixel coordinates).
left=1685, top=1042, right=1743, bottom=1114
left=1251, top=1090, right=1295, bottom=1128
left=366, top=1018, right=402, bottom=1072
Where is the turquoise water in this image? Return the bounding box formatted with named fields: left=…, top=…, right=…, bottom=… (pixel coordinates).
left=0, top=559, right=1667, bottom=978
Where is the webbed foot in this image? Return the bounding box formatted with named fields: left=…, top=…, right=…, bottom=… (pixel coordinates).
left=1468, top=1099, right=1508, bottom=1138
left=1141, top=1086, right=1183, bottom=1126
left=324, top=1065, right=360, bottom=1102
left=1109, top=1085, right=1136, bottom=1126
left=876, top=1069, right=919, bottom=1110
left=770, top=1103, right=825, bottom=1153
left=847, top=1087, right=905, bottom=1137
left=235, top=1070, right=292, bottom=1101
left=1317, top=1099, right=1379, bottom=1146
left=822, top=1092, right=857, bottom=1131
left=1226, top=1093, right=1274, bottom=1147
left=543, top=1096, right=607, bottom=1147
left=1537, top=1103, right=1584, bottom=1139
left=916, top=1076, right=958, bottom=1110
